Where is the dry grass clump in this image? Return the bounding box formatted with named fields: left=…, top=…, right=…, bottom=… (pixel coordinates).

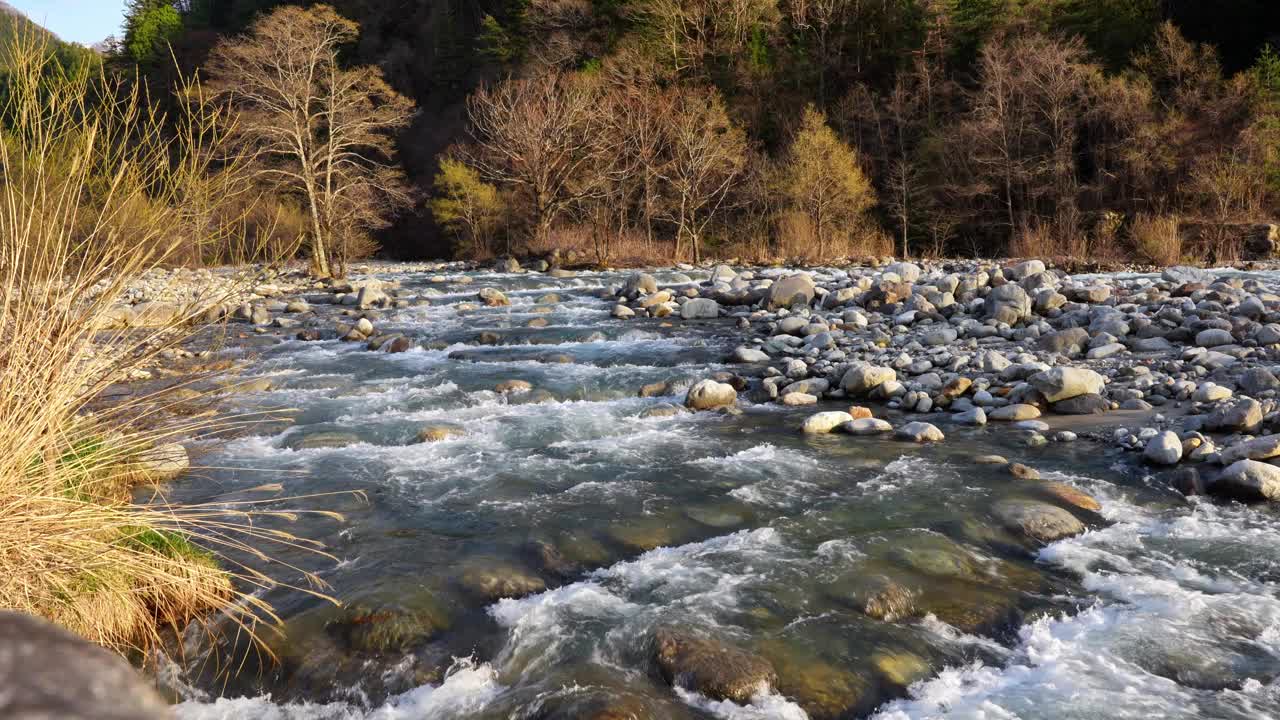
left=1131, top=213, right=1183, bottom=265
left=0, top=35, right=337, bottom=658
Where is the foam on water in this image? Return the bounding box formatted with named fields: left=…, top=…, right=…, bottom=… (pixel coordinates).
left=173, top=659, right=504, bottom=720
left=875, top=474, right=1280, bottom=720
left=674, top=687, right=811, bottom=720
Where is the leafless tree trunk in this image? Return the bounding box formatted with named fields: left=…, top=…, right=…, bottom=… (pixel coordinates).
left=206, top=4, right=415, bottom=278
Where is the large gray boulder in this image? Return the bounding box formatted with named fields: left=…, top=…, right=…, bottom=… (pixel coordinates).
left=685, top=379, right=737, bottom=411
left=1029, top=367, right=1105, bottom=403
left=841, top=364, right=896, bottom=395
left=1205, top=398, right=1264, bottom=432
left=1213, top=460, right=1280, bottom=502
left=764, top=274, right=816, bottom=309
left=623, top=273, right=658, bottom=299
left=0, top=611, right=168, bottom=719
left=984, top=284, right=1032, bottom=324
left=680, top=298, right=720, bottom=319
left=1038, top=327, right=1090, bottom=356
left=1219, top=434, right=1280, bottom=465
left=1143, top=432, right=1182, bottom=466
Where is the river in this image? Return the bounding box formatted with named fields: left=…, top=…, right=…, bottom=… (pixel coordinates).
left=164, top=265, right=1280, bottom=719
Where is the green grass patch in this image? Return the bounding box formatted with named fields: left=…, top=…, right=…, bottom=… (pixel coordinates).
left=118, top=526, right=218, bottom=567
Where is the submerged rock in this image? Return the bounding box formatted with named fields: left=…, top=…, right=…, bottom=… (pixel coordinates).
left=992, top=499, right=1086, bottom=543
left=458, top=562, right=546, bottom=600
left=325, top=593, right=450, bottom=653
left=417, top=424, right=465, bottom=443
left=653, top=628, right=777, bottom=703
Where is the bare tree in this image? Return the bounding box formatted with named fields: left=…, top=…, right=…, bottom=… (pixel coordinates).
left=656, top=87, right=748, bottom=262
left=206, top=4, right=415, bottom=277
left=465, top=71, right=612, bottom=250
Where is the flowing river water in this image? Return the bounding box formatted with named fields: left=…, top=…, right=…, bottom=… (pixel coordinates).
left=163, top=266, right=1280, bottom=719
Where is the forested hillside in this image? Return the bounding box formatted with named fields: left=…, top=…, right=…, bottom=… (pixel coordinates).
left=125, top=0, right=1280, bottom=262
left=0, top=1, right=99, bottom=70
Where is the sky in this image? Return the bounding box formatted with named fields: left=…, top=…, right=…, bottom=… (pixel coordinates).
left=8, top=0, right=128, bottom=45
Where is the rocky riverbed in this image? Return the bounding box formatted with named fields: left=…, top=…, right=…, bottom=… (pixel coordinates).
left=141, top=258, right=1280, bottom=719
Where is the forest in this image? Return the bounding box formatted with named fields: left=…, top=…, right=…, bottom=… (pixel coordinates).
left=109, top=0, right=1280, bottom=265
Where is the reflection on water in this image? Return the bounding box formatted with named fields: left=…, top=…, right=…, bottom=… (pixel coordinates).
left=168, top=266, right=1280, bottom=719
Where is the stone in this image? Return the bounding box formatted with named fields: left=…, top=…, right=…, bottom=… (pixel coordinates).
left=953, top=407, right=987, bottom=425
left=612, top=304, right=635, bottom=319
left=1192, top=383, right=1233, bottom=403
left=292, top=431, right=360, bottom=450
left=1171, top=468, right=1208, bottom=496
left=895, top=422, right=944, bottom=443
left=639, top=403, right=686, bottom=419
left=653, top=629, right=777, bottom=704
left=1219, top=434, right=1280, bottom=465
left=992, top=499, right=1086, bottom=543
left=1029, top=367, right=1106, bottom=403
left=623, top=273, right=657, bottom=298
left=459, top=563, right=546, bottom=600
left=1196, top=328, right=1234, bottom=348
left=1212, top=460, right=1280, bottom=503
left=984, top=284, right=1031, bottom=324
left=1144, top=431, right=1183, bottom=466
left=1007, top=463, right=1040, bottom=480
left=1205, top=398, right=1263, bottom=432
left=803, top=412, right=855, bottom=434
left=1039, top=327, right=1090, bottom=355
left=495, top=379, right=533, bottom=394
left=843, top=418, right=894, bottom=435
left=847, top=406, right=874, bottom=420
left=685, top=380, right=737, bottom=411
left=326, top=593, right=450, bottom=653
left=0, top=611, right=169, bottom=720
left=1240, top=367, right=1280, bottom=396
left=782, top=393, right=818, bottom=406
left=1038, top=482, right=1101, bottom=512
left=765, top=274, right=817, bottom=309
left=356, top=285, right=388, bottom=309
left=680, top=298, right=720, bottom=319
left=841, top=364, right=896, bottom=395
left=134, top=443, right=189, bottom=482
left=477, top=287, right=510, bottom=307
left=1086, top=343, right=1125, bottom=360
left=1005, top=259, right=1046, bottom=280
left=417, top=425, right=465, bottom=443
left=941, top=377, right=972, bottom=399
left=988, top=404, right=1041, bottom=421
left=730, top=347, right=769, bottom=363
left=1050, top=393, right=1111, bottom=415
left=129, top=301, right=184, bottom=327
